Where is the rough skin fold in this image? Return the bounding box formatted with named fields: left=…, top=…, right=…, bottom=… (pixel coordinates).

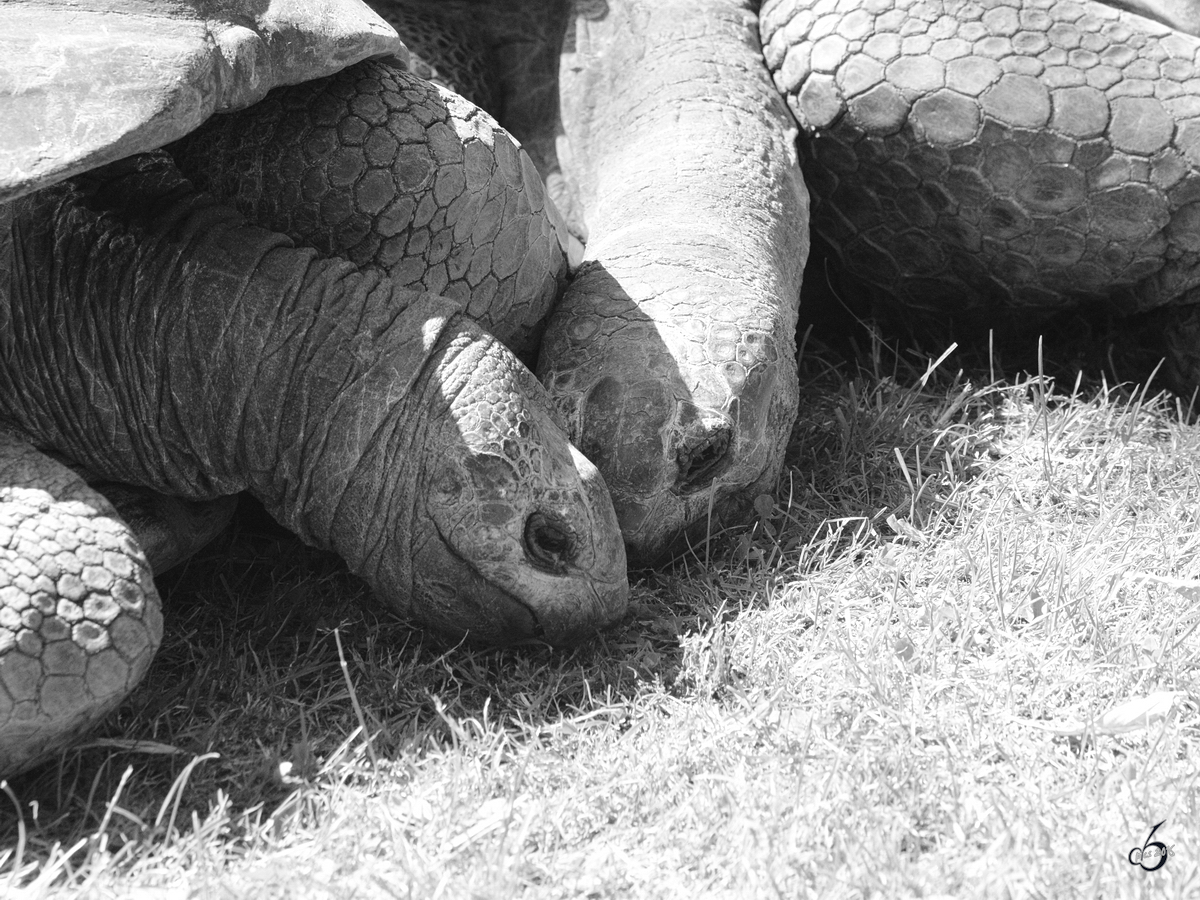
left=172, top=59, right=569, bottom=361
left=373, top=0, right=812, bottom=566
left=0, top=151, right=626, bottom=777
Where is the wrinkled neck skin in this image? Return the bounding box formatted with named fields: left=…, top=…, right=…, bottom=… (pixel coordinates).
left=538, top=0, right=810, bottom=565
left=0, top=159, right=435, bottom=599
left=0, top=156, right=627, bottom=643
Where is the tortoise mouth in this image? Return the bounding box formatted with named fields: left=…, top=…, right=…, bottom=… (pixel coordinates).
left=486, top=583, right=547, bottom=644
left=425, top=526, right=623, bottom=647
left=421, top=531, right=546, bottom=644
left=674, top=426, right=733, bottom=494
left=616, top=477, right=759, bottom=569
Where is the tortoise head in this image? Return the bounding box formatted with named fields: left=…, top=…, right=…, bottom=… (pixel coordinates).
left=402, top=326, right=628, bottom=646
left=539, top=261, right=799, bottom=568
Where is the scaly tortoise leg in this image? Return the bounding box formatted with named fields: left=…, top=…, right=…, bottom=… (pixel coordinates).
left=83, top=483, right=238, bottom=576
left=0, top=426, right=161, bottom=776
left=41, top=449, right=239, bottom=575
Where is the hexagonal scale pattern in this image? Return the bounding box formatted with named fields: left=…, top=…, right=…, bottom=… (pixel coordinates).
left=173, top=59, right=566, bottom=358
left=0, top=432, right=161, bottom=776
left=761, top=0, right=1200, bottom=327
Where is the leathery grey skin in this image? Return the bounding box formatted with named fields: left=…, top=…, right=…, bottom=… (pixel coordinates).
left=0, top=0, right=403, bottom=607
left=544, top=1, right=809, bottom=566
left=374, top=0, right=811, bottom=566
left=18, top=446, right=240, bottom=576
left=760, top=0, right=1200, bottom=347
left=86, top=487, right=240, bottom=575
left=172, top=59, right=569, bottom=362
left=0, top=156, right=627, bottom=776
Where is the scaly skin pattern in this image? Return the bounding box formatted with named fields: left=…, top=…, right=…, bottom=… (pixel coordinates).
left=172, top=60, right=567, bottom=359
left=761, top=0, right=1200, bottom=329
left=0, top=0, right=403, bottom=203
left=370, top=1, right=809, bottom=565
left=368, top=2, right=576, bottom=242
left=0, top=428, right=161, bottom=777
left=540, top=0, right=810, bottom=566
left=368, top=4, right=499, bottom=112
left=0, top=156, right=627, bottom=775
left=87, top=487, right=239, bottom=575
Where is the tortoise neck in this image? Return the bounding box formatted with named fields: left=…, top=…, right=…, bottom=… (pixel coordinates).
left=0, top=158, right=451, bottom=590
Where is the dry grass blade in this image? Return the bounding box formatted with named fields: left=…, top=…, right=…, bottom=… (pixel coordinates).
left=334, top=627, right=379, bottom=773
left=2, top=780, right=27, bottom=892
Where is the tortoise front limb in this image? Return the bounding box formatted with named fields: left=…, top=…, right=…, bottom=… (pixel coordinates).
left=88, top=484, right=238, bottom=575
left=0, top=428, right=161, bottom=778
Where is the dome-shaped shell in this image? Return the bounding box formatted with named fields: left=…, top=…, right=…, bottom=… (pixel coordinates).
left=0, top=0, right=407, bottom=203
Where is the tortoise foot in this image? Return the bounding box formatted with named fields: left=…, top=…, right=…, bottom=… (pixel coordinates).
left=97, top=485, right=238, bottom=575
left=0, top=429, right=161, bottom=777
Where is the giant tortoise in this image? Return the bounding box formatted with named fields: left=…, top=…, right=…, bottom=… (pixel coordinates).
left=0, top=0, right=628, bottom=777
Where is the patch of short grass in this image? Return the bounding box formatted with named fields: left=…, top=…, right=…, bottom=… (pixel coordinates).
left=3, top=323, right=1200, bottom=898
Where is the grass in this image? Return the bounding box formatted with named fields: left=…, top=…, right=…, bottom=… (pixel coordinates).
left=3, top=317, right=1200, bottom=898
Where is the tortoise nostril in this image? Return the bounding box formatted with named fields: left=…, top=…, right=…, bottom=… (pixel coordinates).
left=524, top=511, right=575, bottom=572
left=676, top=427, right=732, bottom=494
